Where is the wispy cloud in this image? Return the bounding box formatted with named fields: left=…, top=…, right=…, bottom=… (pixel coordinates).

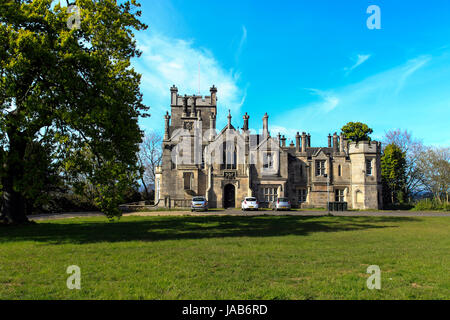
left=344, top=54, right=371, bottom=75
left=235, top=25, right=247, bottom=62
left=271, top=54, right=433, bottom=144
left=134, top=32, right=246, bottom=131
left=305, top=88, right=340, bottom=112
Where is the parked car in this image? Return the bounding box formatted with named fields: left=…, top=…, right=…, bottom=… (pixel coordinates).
left=191, top=196, right=208, bottom=211
left=272, top=197, right=291, bottom=211
left=241, top=197, right=259, bottom=211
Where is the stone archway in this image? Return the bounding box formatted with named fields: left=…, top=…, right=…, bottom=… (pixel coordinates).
left=223, top=184, right=236, bottom=208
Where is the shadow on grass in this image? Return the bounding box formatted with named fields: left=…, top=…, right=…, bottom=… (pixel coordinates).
left=0, top=215, right=421, bottom=245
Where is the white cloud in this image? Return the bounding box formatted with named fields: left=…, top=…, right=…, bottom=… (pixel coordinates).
left=344, top=54, right=371, bottom=75
left=134, top=32, right=246, bottom=131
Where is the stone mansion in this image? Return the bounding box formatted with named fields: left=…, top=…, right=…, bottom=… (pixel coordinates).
left=154, top=85, right=383, bottom=209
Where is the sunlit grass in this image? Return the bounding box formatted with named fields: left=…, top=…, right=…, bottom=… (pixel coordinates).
left=0, top=215, right=449, bottom=299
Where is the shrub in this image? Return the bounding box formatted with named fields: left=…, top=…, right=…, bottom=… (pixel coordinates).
left=413, top=199, right=450, bottom=211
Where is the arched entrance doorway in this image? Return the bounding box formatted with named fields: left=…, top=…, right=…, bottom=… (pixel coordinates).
left=223, top=184, right=236, bottom=208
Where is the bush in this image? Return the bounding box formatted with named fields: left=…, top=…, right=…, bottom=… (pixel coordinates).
left=413, top=199, right=450, bottom=211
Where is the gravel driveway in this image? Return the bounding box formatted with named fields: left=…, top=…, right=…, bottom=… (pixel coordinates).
left=28, top=209, right=449, bottom=221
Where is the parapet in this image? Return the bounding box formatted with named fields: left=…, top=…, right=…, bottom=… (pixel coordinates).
left=348, top=140, right=380, bottom=154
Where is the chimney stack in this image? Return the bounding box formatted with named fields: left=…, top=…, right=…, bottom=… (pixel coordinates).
left=170, top=85, right=178, bottom=105
left=301, top=132, right=307, bottom=152
left=295, top=132, right=301, bottom=152
left=242, top=112, right=249, bottom=131
left=340, top=132, right=345, bottom=153
left=333, top=132, right=339, bottom=153
left=210, top=85, right=217, bottom=106
left=307, top=133, right=311, bottom=148
left=328, top=134, right=332, bottom=148
left=262, top=113, right=269, bottom=138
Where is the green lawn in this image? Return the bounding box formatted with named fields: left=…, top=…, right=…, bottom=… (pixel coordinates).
left=0, top=215, right=449, bottom=299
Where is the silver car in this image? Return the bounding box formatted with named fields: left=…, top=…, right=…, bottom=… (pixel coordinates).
left=272, top=197, right=291, bottom=211
left=191, top=196, right=208, bottom=211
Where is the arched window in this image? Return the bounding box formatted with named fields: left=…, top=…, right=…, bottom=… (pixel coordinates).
left=222, top=142, right=237, bottom=170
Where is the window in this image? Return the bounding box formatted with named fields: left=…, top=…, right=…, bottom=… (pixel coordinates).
left=223, top=143, right=236, bottom=169
left=315, top=160, right=326, bottom=176
left=338, top=164, right=341, bottom=176
left=366, top=159, right=373, bottom=176
left=263, top=152, right=274, bottom=169
left=183, top=172, right=193, bottom=190
left=335, top=189, right=344, bottom=202
left=264, top=187, right=277, bottom=202
left=300, top=164, right=303, bottom=177
left=298, top=189, right=307, bottom=203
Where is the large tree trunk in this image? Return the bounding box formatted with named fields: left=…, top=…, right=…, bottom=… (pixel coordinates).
left=0, top=132, right=30, bottom=225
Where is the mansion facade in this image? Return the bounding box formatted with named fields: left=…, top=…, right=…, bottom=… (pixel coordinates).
left=155, top=85, right=383, bottom=209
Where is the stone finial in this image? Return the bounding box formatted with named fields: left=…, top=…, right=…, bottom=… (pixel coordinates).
left=164, top=111, right=171, bottom=140
left=182, top=95, right=188, bottom=115
left=170, top=84, right=178, bottom=92
left=227, top=109, right=232, bottom=129
left=192, top=94, right=197, bottom=116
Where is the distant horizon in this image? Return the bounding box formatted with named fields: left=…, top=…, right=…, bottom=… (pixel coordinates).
left=132, top=1, right=450, bottom=147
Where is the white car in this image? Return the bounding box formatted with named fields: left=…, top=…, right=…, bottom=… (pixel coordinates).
left=241, top=197, right=259, bottom=211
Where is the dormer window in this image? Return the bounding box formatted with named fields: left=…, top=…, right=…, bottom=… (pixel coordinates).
left=263, top=152, right=274, bottom=169
left=315, top=160, right=326, bottom=176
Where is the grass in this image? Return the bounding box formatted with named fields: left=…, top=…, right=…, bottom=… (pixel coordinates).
left=0, top=215, right=449, bottom=299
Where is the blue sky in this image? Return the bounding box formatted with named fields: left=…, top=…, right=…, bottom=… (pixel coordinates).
left=132, top=0, right=450, bottom=147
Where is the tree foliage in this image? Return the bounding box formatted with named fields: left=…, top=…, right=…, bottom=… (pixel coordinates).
left=381, top=143, right=407, bottom=205
left=383, top=129, right=425, bottom=198
left=416, top=147, right=450, bottom=202
left=0, top=0, right=149, bottom=223
left=138, top=130, right=162, bottom=201
left=341, top=122, right=373, bottom=142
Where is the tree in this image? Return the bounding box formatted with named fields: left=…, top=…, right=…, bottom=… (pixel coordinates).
left=0, top=0, right=149, bottom=224
left=341, top=122, right=373, bottom=143
left=381, top=143, right=407, bottom=205
left=383, top=129, right=425, bottom=199
left=138, top=130, right=162, bottom=201
left=416, top=147, right=450, bottom=202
